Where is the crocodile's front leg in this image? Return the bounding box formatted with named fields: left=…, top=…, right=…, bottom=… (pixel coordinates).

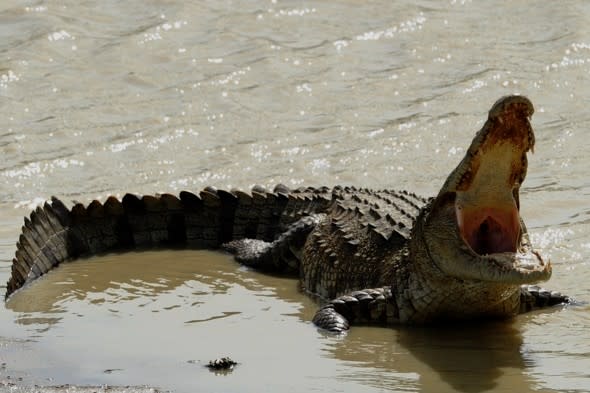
left=223, top=214, right=326, bottom=273
left=519, top=285, right=570, bottom=313
left=312, top=287, right=398, bottom=333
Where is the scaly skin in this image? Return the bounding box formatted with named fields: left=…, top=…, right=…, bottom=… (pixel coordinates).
left=5, top=96, right=569, bottom=332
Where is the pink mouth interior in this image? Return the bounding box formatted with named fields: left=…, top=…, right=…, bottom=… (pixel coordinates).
left=456, top=206, right=519, bottom=255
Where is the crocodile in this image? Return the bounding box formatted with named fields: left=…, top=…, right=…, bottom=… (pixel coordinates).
left=4, top=95, right=569, bottom=332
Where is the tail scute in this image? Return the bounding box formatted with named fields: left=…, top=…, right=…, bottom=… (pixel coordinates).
left=8, top=201, right=71, bottom=297
left=40, top=203, right=68, bottom=266
left=200, top=189, right=223, bottom=247
left=104, top=195, right=125, bottom=215
left=179, top=191, right=203, bottom=247
left=49, top=197, right=71, bottom=226
left=231, top=190, right=254, bottom=239
left=158, top=193, right=186, bottom=245
left=9, top=257, right=26, bottom=294
left=217, top=190, right=239, bottom=244
left=252, top=191, right=285, bottom=241
left=26, top=213, right=60, bottom=274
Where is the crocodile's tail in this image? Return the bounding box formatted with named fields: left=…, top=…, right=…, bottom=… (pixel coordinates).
left=6, top=185, right=334, bottom=299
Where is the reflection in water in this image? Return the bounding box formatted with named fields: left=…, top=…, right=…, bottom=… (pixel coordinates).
left=322, top=321, right=548, bottom=393
left=397, top=324, right=531, bottom=393
left=6, top=250, right=305, bottom=328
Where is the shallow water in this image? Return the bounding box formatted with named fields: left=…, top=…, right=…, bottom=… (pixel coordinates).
left=1, top=0, right=590, bottom=392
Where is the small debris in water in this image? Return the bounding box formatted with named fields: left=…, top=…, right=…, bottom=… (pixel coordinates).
left=103, top=368, right=123, bottom=374
left=206, top=357, right=237, bottom=371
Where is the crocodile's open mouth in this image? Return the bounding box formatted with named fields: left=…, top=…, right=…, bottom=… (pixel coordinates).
left=449, top=96, right=533, bottom=257
left=456, top=204, right=519, bottom=255
left=425, top=96, right=550, bottom=283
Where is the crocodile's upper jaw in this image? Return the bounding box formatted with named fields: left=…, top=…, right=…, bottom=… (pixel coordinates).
left=421, top=96, right=551, bottom=284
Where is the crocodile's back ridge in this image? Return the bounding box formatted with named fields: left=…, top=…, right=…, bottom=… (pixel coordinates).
left=301, top=188, right=429, bottom=299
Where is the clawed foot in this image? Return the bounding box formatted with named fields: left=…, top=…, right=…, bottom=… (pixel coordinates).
left=313, top=306, right=350, bottom=333
left=312, top=287, right=395, bottom=333
left=223, top=239, right=273, bottom=266
left=520, top=284, right=571, bottom=313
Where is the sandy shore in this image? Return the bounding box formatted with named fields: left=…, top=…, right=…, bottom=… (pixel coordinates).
left=1, top=379, right=167, bottom=393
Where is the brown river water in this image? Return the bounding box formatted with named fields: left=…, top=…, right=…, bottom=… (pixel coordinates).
left=1, top=1, right=590, bottom=392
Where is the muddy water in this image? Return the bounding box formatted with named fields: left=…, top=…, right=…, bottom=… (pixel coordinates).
left=1, top=0, right=590, bottom=392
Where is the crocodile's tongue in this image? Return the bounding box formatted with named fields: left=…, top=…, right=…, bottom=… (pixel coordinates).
left=456, top=205, right=519, bottom=255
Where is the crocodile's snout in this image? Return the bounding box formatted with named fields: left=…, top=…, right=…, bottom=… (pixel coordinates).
left=452, top=96, right=534, bottom=257
left=423, top=95, right=550, bottom=285
left=489, top=95, right=534, bottom=121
